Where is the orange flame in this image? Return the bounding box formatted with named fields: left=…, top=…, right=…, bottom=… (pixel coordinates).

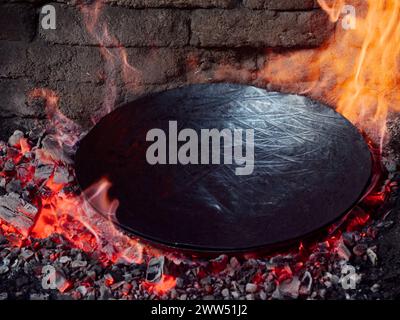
left=31, top=177, right=144, bottom=264
left=261, top=0, right=400, bottom=146
left=145, top=275, right=177, bottom=295
left=2, top=1, right=394, bottom=299
left=19, top=138, right=31, bottom=154
left=79, top=0, right=141, bottom=122
left=29, top=88, right=82, bottom=149
left=319, top=0, right=346, bottom=22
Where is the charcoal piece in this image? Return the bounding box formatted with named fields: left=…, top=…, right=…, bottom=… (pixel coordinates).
left=34, top=164, right=54, bottom=181
left=0, top=177, right=5, bottom=189
left=75, top=84, right=372, bottom=252
left=0, top=193, right=38, bottom=236
left=146, top=256, right=165, bottom=283
left=53, top=166, right=73, bottom=184
left=5, top=179, right=22, bottom=194
left=41, top=135, right=74, bottom=165
left=3, top=159, right=15, bottom=172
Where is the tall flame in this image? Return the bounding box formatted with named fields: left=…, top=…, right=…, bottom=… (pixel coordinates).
left=261, top=0, right=400, bottom=146
left=79, top=0, right=141, bottom=123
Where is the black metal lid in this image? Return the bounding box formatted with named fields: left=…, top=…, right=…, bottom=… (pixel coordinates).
left=75, top=84, right=372, bottom=252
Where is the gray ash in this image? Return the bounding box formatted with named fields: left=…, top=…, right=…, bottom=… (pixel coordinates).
left=0, top=130, right=399, bottom=300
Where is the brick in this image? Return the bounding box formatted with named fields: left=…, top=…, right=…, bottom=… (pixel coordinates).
left=27, top=44, right=104, bottom=83
left=187, top=49, right=259, bottom=70
left=49, top=81, right=110, bottom=128
left=105, top=0, right=237, bottom=8
left=120, top=48, right=185, bottom=85
left=0, top=4, right=36, bottom=41
left=0, top=43, right=183, bottom=96
left=0, top=117, right=45, bottom=141
left=0, top=79, right=109, bottom=129
left=191, top=9, right=333, bottom=48
left=0, top=80, right=45, bottom=118
left=244, top=0, right=319, bottom=10
left=185, top=48, right=261, bottom=85
left=0, top=41, right=104, bottom=82
left=0, top=80, right=113, bottom=130
left=39, top=3, right=189, bottom=47
left=107, top=7, right=189, bottom=47
left=38, top=3, right=91, bottom=45
left=0, top=41, right=28, bottom=78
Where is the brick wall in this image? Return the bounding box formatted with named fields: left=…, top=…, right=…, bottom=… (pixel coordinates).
left=0, top=0, right=334, bottom=138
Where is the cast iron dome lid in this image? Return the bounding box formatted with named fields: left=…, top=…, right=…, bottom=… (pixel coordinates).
left=75, top=84, right=372, bottom=252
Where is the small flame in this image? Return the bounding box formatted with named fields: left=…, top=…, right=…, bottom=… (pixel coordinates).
left=145, top=275, right=177, bottom=295
left=31, top=177, right=144, bottom=265
left=28, top=88, right=82, bottom=149
left=19, top=138, right=31, bottom=154
left=318, top=0, right=346, bottom=22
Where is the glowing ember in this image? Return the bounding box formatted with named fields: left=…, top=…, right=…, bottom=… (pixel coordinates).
left=144, top=275, right=177, bottom=295
left=0, top=131, right=394, bottom=299
left=0, top=0, right=399, bottom=300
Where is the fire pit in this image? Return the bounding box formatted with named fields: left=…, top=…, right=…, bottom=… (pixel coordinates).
left=1, top=0, right=400, bottom=302
left=75, top=84, right=373, bottom=252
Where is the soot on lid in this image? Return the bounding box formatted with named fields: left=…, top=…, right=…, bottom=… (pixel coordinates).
left=75, top=84, right=372, bottom=252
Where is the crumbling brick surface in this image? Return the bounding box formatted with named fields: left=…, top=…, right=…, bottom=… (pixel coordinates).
left=0, top=4, right=36, bottom=42
left=190, top=9, right=331, bottom=48
left=0, top=0, right=334, bottom=138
